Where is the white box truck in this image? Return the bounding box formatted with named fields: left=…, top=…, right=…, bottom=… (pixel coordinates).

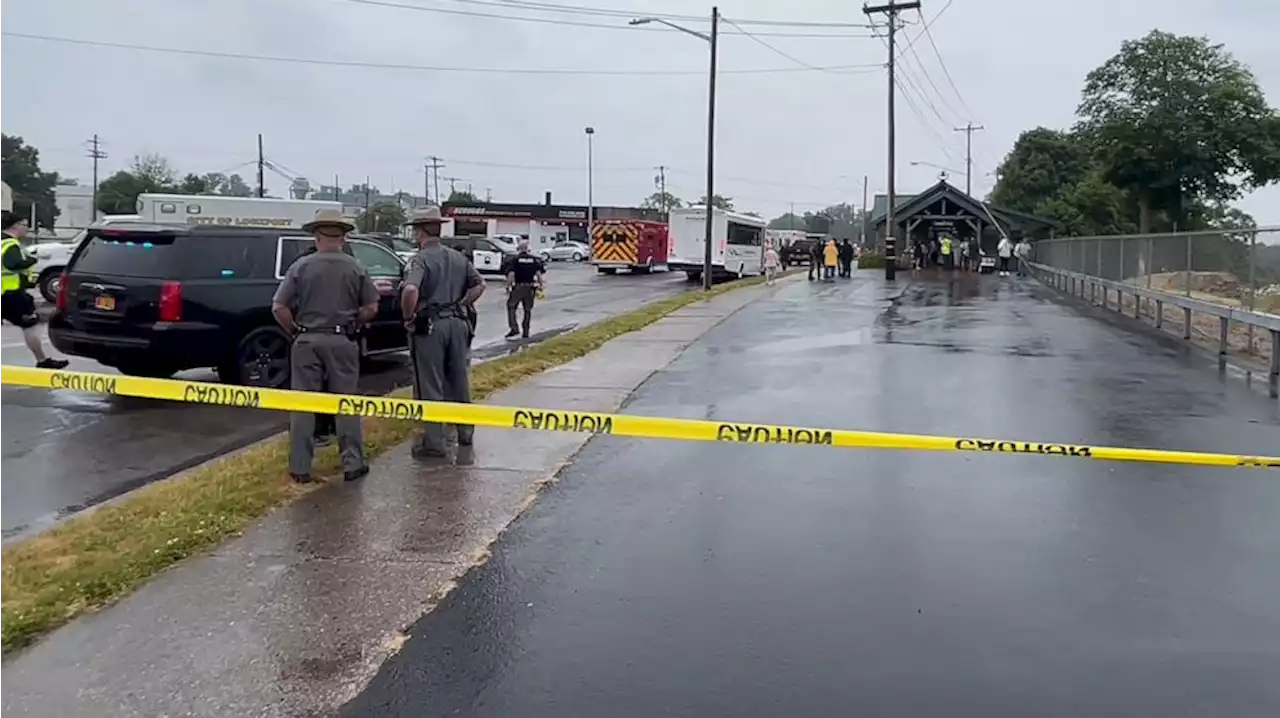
left=668, top=206, right=766, bottom=283
left=135, top=194, right=342, bottom=230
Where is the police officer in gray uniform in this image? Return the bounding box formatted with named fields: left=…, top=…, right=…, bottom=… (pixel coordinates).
left=272, top=209, right=380, bottom=483
left=401, top=206, right=486, bottom=459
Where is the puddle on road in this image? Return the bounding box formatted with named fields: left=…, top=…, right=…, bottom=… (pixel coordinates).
left=749, top=328, right=875, bottom=355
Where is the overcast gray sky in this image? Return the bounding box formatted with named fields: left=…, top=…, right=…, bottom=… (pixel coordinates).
left=3, top=0, right=1278, bottom=225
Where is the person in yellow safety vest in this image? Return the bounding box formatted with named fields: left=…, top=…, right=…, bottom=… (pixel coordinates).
left=939, top=234, right=954, bottom=271
left=1, top=211, right=69, bottom=369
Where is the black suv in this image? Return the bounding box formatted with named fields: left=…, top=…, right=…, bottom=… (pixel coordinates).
left=49, top=224, right=409, bottom=388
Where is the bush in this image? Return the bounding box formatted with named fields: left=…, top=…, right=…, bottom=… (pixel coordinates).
left=857, top=251, right=885, bottom=269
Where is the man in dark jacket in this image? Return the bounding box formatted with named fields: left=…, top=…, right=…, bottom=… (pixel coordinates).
left=838, top=239, right=855, bottom=278
left=807, top=240, right=823, bottom=281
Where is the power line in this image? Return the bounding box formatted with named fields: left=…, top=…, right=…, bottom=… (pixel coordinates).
left=917, top=6, right=973, bottom=118
left=345, top=0, right=877, bottom=37
left=1, top=32, right=880, bottom=76
left=719, top=17, right=835, bottom=73
left=442, top=0, right=876, bottom=28
left=895, top=0, right=952, bottom=60
left=900, top=23, right=965, bottom=121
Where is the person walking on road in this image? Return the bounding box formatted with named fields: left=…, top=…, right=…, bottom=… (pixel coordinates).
left=504, top=239, right=545, bottom=340
left=762, top=240, right=780, bottom=286
left=997, top=235, right=1014, bottom=276
left=822, top=238, right=838, bottom=281
left=1014, top=237, right=1031, bottom=276
left=272, top=209, right=379, bottom=484
left=838, top=238, right=855, bottom=278
left=1, top=212, right=69, bottom=369
left=401, top=206, right=487, bottom=460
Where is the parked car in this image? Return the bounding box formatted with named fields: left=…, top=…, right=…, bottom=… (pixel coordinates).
left=543, top=239, right=590, bottom=262
left=443, top=235, right=516, bottom=274
left=359, top=232, right=418, bottom=261
left=48, top=224, right=408, bottom=388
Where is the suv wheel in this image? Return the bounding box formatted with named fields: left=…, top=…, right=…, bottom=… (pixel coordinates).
left=219, top=326, right=291, bottom=388
left=38, top=268, right=63, bottom=304
left=540, top=251, right=552, bottom=262
left=572, top=251, right=584, bottom=262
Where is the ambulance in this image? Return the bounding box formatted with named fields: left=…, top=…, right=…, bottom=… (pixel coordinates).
left=591, top=219, right=669, bottom=275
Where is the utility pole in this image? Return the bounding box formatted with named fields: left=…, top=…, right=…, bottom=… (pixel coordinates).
left=702, top=6, right=719, bottom=292
left=85, top=134, right=107, bottom=222
left=364, top=176, right=371, bottom=211
left=334, top=174, right=340, bottom=202
left=256, top=134, right=265, bottom=198
left=485, top=187, right=492, bottom=202
left=654, top=165, right=669, bottom=214
left=953, top=122, right=984, bottom=195
left=585, top=127, right=595, bottom=242
left=789, top=201, right=795, bottom=231
left=425, top=156, right=444, bottom=205
left=861, top=174, right=869, bottom=246
left=864, top=0, right=919, bottom=281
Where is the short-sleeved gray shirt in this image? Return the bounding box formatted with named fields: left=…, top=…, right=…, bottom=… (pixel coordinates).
left=403, top=244, right=482, bottom=312
left=272, top=250, right=379, bottom=329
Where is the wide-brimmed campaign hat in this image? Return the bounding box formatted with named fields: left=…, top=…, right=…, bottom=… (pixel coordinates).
left=302, top=209, right=355, bottom=234
left=404, top=205, right=447, bottom=226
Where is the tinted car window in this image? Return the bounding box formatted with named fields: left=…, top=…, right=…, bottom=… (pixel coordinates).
left=74, top=231, right=268, bottom=279
left=277, top=236, right=359, bottom=277
left=474, top=239, right=499, bottom=252
left=349, top=240, right=402, bottom=277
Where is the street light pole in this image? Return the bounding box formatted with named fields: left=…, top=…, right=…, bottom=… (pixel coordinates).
left=585, top=126, right=595, bottom=244
left=629, top=8, right=717, bottom=291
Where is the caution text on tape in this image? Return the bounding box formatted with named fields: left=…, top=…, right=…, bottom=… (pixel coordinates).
left=5, top=366, right=1278, bottom=470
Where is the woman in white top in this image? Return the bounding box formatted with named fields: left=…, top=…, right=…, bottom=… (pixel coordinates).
left=763, top=241, right=781, bottom=286
left=997, top=236, right=1014, bottom=276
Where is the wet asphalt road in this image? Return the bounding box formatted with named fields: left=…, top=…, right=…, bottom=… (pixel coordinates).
left=344, top=273, right=1280, bottom=717
left=1, top=264, right=692, bottom=540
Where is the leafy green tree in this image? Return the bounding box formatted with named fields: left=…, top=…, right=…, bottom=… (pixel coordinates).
left=448, top=189, right=479, bottom=203
left=358, top=202, right=408, bottom=233
left=1038, top=171, right=1137, bottom=238
left=641, top=190, right=683, bottom=212
left=696, top=194, right=734, bottom=211
left=988, top=128, right=1092, bottom=216
left=1077, top=30, right=1280, bottom=232
left=96, top=155, right=177, bottom=215
left=219, top=173, right=253, bottom=197
left=767, top=212, right=805, bottom=230
left=1, top=134, right=61, bottom=228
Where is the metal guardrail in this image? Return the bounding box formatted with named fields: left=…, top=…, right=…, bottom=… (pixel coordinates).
left=1026, top=260, right=1280, bottom=399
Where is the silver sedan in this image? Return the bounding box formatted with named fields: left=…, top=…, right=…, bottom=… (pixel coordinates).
left=542, top=240, right=591, bottom=262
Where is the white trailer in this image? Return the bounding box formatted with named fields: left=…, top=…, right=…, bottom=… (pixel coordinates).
left=135, top=194, right=342, bottom=230
left=668, top=206, right=766, bottom=282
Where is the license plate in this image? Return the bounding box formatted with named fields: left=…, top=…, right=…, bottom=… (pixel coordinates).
left=94, top=295, right=116, bottom=311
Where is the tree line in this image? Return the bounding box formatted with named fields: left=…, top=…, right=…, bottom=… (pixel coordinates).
left=989, top=30, right=1280, bottom=241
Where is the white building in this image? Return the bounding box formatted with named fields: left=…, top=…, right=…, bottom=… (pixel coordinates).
left=54, top=183, right=96, bottom=235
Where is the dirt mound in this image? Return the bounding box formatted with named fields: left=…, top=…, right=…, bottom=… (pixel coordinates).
left=1142, top=271, right=1245, bottom=299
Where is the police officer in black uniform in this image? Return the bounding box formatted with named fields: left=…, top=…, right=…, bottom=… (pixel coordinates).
left=504, top=239, right=545, bottom=340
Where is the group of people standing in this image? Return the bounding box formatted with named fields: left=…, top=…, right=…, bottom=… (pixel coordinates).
left=807, top=238, right=858, bottom=282
left=274, top=206, right=495, bottom=483
left=911, top=234, right=1032, bottom=276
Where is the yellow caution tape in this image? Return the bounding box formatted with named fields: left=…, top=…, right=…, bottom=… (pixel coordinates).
left=3, top=366, right=1278, bottom=470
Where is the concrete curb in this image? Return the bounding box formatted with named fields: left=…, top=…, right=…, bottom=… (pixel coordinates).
left=0, top=278, right=791, bottom=718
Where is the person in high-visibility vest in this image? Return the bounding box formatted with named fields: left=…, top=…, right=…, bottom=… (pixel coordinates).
left=939, top=234, right=954, bottom=271
left=1, top=211, right=69, bottom=369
